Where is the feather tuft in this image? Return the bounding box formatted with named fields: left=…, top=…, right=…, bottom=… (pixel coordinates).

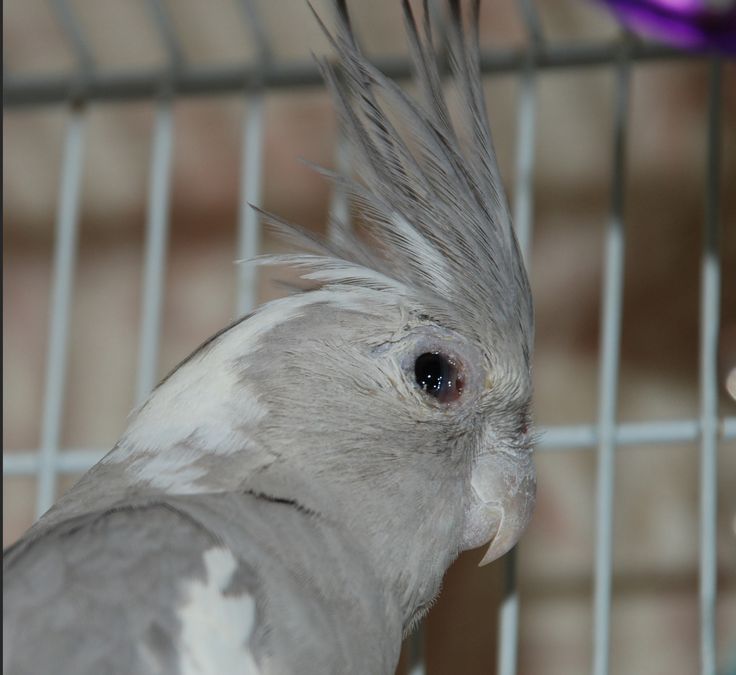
left=259, top=0, right=533, bottom=359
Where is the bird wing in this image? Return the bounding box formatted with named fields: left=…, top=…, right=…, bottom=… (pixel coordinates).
left=3, top=491, right=396, bottom=675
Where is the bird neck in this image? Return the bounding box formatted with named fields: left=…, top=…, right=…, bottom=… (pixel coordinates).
left=237, top=465, right=462, bottom=633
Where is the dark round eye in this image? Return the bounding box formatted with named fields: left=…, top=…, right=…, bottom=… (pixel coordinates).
left=414, top=352, right=464, bottom=403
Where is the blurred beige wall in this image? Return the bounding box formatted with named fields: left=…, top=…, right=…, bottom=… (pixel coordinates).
left=3, top=1, right=736, bottom=674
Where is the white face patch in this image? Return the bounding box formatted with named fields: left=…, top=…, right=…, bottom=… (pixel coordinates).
left=104, top=292, right=351, bottom=492
left=101, top=288, right=407, bottom=494
left=177, top=548, right=260, bottom=675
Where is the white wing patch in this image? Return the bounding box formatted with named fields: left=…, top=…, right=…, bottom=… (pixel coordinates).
left=178, top=548, right=260, bottom=675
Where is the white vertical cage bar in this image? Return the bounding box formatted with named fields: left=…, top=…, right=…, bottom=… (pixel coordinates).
left=236, top=96, right=266, bottom=316
left=237, top=0, right=273, bottom=63
left=235, top=0, right=270, bottom=317
left=146, top=0, right=187, bottom=73
left=36, top=110, right=87, bottom=517
left=516, top=0, right=545, bottom=60
left=498, top=3, right=541, bottom=674
left=135, top=103, right=175, bottom=405
left=498, top=548, right=520, bottom=675
left=510, top=62, right=537, bottom=263
left=592, top=48, right=630, bottom=675
left=134, top=0, right=183, bottom=403
left=498, top=43, right=539, bottom=675
left=50, top=0, right=95, bottom=77
left=407, top=619, right=426, bottom=675
left=699, top=57, right=722, bottom=675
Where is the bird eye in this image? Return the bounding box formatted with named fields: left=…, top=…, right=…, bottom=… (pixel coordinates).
left=414, top=352, right=464, bottom=403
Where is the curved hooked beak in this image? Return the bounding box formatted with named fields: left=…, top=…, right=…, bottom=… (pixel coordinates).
left=462, top=445, right=536, bottom=567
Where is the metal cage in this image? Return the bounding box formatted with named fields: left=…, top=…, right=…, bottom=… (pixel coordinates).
left=3, top=1, right=734, bottom=674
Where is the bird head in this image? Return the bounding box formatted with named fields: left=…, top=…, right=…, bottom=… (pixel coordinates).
left=48, top=0, right=535, bottom=629
left=245, top=0, right=536, bottom=569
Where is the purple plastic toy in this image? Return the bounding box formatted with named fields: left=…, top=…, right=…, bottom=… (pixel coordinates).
left=598, top=0, right=736, bottom=54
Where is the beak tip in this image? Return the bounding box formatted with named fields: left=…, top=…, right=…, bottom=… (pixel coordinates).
left=477, top=538, right=510, bottom=567
left=467, top=449, right=537, bottom=567
left=474, top=485, right=536, bottom=567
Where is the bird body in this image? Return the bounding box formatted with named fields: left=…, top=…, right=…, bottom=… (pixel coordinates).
left=3, top=2, right=536, bottom=673
left=5, top=492, right=400, bottom=674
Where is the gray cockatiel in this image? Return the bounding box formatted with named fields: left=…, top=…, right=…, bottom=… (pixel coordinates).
left=3, top=1, right=535, bottom=673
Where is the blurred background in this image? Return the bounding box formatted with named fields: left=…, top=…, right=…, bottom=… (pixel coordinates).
left=3, top=1, right=736, bottom=674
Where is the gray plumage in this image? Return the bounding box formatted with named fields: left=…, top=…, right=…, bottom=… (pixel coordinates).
left=3, top=2, right=536, bottom=674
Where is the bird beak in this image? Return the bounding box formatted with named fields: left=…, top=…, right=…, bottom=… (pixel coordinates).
left=468, top=445, right=536, bottom=567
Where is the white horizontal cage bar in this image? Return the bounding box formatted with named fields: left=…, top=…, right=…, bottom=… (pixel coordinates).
left=5, top=419, right=735, bottom=476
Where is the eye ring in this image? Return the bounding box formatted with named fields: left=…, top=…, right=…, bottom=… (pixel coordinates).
left=414, top=351, right=464, bottom=403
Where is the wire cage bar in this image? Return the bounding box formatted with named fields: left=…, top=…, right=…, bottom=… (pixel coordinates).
left=2, top=2, right=731, bottom=675
left=699, top=57, right=723, bottom=675
left=497, top=3, right=540, bottom=670
left=3, top=41, right=698, bottom=108
left=35, top=110, right=86, bottom=518
left=135, top=102, right=175, bottom=406
left=592, top=48, right=629, bottom=675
